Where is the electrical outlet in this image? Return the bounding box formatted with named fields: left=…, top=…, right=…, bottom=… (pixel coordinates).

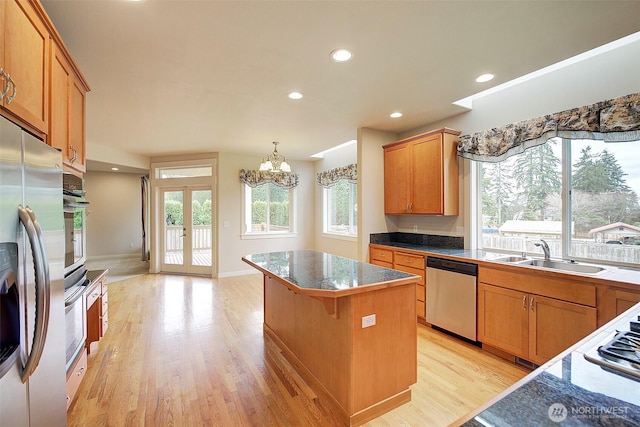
left=413, top=225, right=418, bottom=232
left=129, top=243, right=134, bottom=248
left=362, top=314, right=376, bottom=328
left=456, top=226, right=464, bottom=235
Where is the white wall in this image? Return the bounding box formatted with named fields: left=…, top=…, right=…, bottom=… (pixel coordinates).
left=217, top=152, right=316, bottom=276
left=313, top=143, right=359, bottom=258
left=357, top=127, right=399, bottom=261
left=84, top=171, right=149, bottom=273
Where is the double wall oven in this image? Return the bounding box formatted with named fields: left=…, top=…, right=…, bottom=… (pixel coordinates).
left=62, top=173, right=90, bottom=373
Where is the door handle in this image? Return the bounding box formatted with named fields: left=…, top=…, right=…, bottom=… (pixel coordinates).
left=522, top=295, right=527, bottom=310
left=18, top=206, right=51, bottom=383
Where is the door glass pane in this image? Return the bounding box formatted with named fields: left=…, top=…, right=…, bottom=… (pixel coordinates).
left=191, top=190, right=212, bottom=267
left=164, top=191, right=184, bottom=265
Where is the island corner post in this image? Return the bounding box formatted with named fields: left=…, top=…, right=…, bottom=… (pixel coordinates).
left=242, top=250, right=420, bottom=426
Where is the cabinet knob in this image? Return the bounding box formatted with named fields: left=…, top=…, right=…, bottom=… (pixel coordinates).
left=66, top=395, right=71, bottom=403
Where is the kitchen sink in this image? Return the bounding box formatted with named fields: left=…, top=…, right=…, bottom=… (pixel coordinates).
left=516, top=259, right=606, bottom=274
left=490, top=256, right=528, bottom=263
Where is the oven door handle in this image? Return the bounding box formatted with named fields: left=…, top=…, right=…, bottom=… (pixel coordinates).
left=18, top=206, right=51, bottom=383
left=65, top=280, right=89, bottom=306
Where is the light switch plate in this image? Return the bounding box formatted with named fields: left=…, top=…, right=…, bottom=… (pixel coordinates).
left=362, top=314, right=376, bottom=328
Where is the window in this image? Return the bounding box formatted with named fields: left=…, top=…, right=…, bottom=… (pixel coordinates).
left=243, top=183, right=294, bottom=235
left=323, top=179, right=357, bottom=237
left=480, top=138, right=640, bottom=265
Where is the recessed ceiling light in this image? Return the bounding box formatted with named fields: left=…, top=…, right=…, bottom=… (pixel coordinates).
left=475, top=73, right=495, bottom=83
left=111, top=167, right=119, bottom=171
left=288, top=91, right=303, bottom=100
left=330, top=49, right=353, bottom=62
left=390, top=112, right=403, bottom=118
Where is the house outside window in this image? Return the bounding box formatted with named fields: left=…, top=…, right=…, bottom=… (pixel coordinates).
left=323, top=179, right=357, bottom=237
left=243, top=182, right=295, bottom=235
left=480, top=138, right=640, bottom=266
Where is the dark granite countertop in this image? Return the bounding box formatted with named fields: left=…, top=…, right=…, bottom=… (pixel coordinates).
left=87, top=269, right=108, bottom=283
left=242, top=249, right=419, bottom=296
left=457, top=304, right=640, bottom=426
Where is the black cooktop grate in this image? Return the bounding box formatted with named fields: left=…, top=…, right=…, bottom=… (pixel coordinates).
left=598, top=330, right=640, bottom=366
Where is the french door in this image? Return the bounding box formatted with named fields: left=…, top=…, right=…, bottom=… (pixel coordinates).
left=161, top=186, right=213, bottom=276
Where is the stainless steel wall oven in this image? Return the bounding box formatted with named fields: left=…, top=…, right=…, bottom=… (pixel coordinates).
left=63, top=173, right=88, bottom=277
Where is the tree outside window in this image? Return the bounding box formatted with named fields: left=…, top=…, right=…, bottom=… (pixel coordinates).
left=244, top=183, right=292, bottom=233
left=324, top=179, right=357, bottom=236
left=481, top=138, right=640, bottom=264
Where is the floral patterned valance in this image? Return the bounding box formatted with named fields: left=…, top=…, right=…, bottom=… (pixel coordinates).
left=316, top=163, right=357, bottom=188
left=458, top=92, right=640, bottom=163
left=239, top=169, right=299, bottom=189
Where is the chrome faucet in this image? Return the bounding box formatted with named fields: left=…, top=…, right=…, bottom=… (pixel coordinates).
left=534, top=239, right=551, bottom=260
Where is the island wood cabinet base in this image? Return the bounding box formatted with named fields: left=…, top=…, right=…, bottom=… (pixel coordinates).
left=262, top=275, right=417, bottom=426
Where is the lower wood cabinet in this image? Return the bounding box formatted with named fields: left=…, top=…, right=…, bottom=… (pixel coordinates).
left=599, top=285, right=640, bottom=325
left=65, top=349, right=87, bottom=410
left=478, top=282, right=597, bottom=365
left=369, top=245, right=426, bottom=321
left=86, top=270, right=108, bottom=353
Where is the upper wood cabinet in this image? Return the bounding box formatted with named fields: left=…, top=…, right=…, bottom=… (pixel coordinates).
left=50, top=43, right=88, bottom=173
left=383, top=128, right=460, bottom=215
left=0, top=0, right=50, bottom=134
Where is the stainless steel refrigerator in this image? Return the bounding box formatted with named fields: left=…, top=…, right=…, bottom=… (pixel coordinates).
left=0, top=115, right=67, bottom=426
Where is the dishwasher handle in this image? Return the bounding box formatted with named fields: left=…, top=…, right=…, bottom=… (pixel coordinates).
left=426, top=257, right=477, bottom=276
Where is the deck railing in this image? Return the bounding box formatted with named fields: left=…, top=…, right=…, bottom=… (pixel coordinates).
left=165, top=225, right=211, bottom=251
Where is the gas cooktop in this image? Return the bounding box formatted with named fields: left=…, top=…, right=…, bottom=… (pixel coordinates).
left=584, top=310, right=640, bottom=381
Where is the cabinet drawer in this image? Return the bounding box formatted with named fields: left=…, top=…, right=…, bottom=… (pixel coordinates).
left=417, top=284, right=425, bottom=302
left=86, top=283, right=101, bottom=308
left=370, top=247, right=393, bottom=263
left=371, top=259, right=393, bottom=269
left=416, top=299, right=425, bottom=319
left=101, top=291, right=108, bottom=312
left=395, top=252, right=425, bottom=269
left=66, top=349, right=87, bottom=410
left=102, top=310, right=109, bottom=335
left=393, top=264, right=425, bottom=286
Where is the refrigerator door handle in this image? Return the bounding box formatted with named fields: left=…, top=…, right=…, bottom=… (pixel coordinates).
left=17, top=205, right=50, bottom=383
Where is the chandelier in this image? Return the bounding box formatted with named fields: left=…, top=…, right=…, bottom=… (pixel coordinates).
left=259, top=141, right=291, bottom=172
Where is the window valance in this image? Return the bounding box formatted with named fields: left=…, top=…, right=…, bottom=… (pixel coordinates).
left=239, top=169, right=299, bottom=189
left=457, top=92, right=640, bottom=163
left=316, top=163, right=357, bottom=188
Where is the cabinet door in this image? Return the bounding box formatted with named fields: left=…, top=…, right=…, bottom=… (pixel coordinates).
left=478, top=283, right=529, bottom=359
left=50, top=45, right=71, bottom=163
left=68, top=78, right=86, bottom=172
left=4, top=0, right=49, bottom=132
left=411, top=134, right=443, bottom=214
left=384, top=143, right=410, bottom=214
left=529, top=295, right=596, bottom=365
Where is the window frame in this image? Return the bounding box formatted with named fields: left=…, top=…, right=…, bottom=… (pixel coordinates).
left=322, top=179, right=358, bottom=240
left=477, top=138, right=640, bottom=268
left=241, top=182, right=297, bottom=239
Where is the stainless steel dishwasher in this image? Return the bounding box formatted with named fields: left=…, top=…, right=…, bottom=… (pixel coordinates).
left=426, top=257, right=478, bottom=341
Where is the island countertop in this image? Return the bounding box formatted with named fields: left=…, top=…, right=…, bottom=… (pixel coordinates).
left=242, top=249, right=420, bottom=298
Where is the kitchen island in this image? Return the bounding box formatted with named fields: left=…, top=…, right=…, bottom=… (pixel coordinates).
left=242, top=250, right=420, bottom=426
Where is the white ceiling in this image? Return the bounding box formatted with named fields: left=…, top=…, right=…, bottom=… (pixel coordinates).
left=41, top=1, right=640, bottom=170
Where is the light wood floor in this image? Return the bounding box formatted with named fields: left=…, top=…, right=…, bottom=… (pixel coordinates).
left=68, top=274, right=529, bottom=426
